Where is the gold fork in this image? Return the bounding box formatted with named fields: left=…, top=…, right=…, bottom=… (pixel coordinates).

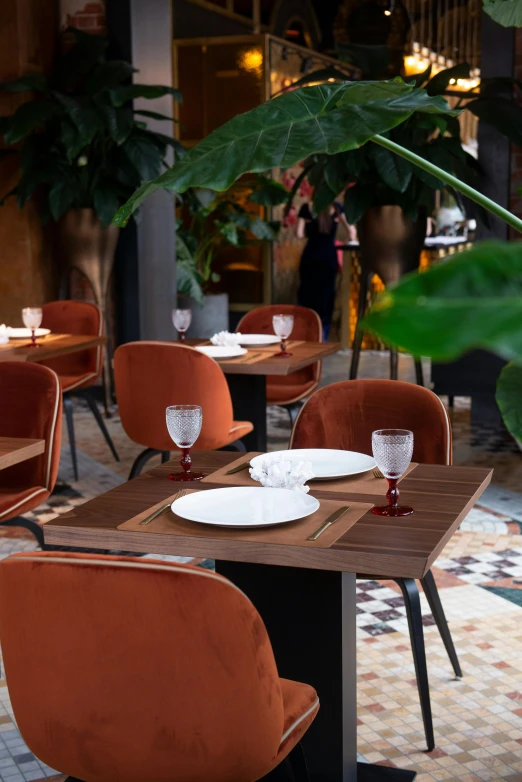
left=373, top=467, right=385, bottom=479
left=139, top=489, right=188, bottom=525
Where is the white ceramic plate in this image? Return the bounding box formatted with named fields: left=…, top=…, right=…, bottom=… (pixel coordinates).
left=237, top=334, right=280, bottom=346
left=250, top=449, right=376, bottom=480
left=195, top=345, right=247, bottom=359
left=7, top=328, right=51, bottom=340
left=171, top=487, right=319, bottom=528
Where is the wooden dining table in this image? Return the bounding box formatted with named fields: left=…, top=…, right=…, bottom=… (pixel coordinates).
left=188, top=339, right=341, bottom=450
left=43, top=450, right=492, bottom=782
left=0, top=333, right=106, bottom=363
left=0, top=437, right=44, bottom=470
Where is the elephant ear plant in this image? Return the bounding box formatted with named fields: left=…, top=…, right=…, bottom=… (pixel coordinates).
left=113, top=76, right=522, bottom=443
left=0, top=27, right=182, bottom=226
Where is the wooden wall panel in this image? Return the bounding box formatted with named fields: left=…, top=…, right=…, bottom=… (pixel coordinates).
left=0, top=0, right=60, bottom=326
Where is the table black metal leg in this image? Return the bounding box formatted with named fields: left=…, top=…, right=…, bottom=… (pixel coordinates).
left=216, top=562, right=417, bottom=781
left=226, top=374, right=267, bottom=451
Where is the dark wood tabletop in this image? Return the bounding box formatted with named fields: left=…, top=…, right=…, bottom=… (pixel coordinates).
left=0, top=333, right=106, bottom=363
left=187, top=339, right=341, bottom=375
left=43, top=451, right=492, bottom=579
left=0, top=437, right=45, bottom=470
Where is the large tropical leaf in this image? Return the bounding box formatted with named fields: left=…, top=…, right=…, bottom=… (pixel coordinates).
left=49, top=179, right=76, bottom=221
left=86, top=61, right=137, bottom=95
left=425, top=63, right=470, bottom=95
left=109, top=84, right=182, bottom=107
left=56, top=95, right=101, bottom=144
left=249, top=176, right=288, bottom=206
left=114, top=80, right=456, bottom=226
left=362, top=241, right=522, bottom=361
left=466, top=96, right=522, bottom=147
left=53, top=29, right=108, bottom=90
left=93, top=186, right=121, bottom=227
left=496, top=361, right=522, bottom=443
left=370, top=144, right=412, bottom=192
left=4, top=101, right=59, bottom=144
left=483, top=0, right=522, bottom=27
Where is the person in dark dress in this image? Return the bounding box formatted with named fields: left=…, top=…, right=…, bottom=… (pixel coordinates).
left=297, top=201, right=354, bottom=340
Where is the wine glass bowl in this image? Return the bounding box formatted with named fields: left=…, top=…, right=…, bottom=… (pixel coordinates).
left=166, top=404, right=204, bottom=481
left=272, top=314, right=294, bottom=357
left=22, top=307, right=43, bottom=348
left=371, top=429, right=414, bottom=517
left=172, top=309, right=192, bottom=342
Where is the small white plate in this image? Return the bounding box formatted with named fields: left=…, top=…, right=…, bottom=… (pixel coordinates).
left=237, top=334, right=280, bottom=346
left=171, top=487, right=319, bottom=528
left=195, top=345, right=247, bottom=360
left=7, top=328, right=51, bottom=340
left=250, top=449, right=376, bottom=480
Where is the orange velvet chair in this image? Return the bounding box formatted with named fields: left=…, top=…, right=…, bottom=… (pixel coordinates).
left=0, top=363, right=62, bottom=549
left=41, top=301, right=118, bottom=482
left=291, top=379, right=457, bottom=752
left=0, top=551, right=320, bottom=782
left=114, top=342, right=254, bottom=479
left=237, top=305, right=323, bottom=424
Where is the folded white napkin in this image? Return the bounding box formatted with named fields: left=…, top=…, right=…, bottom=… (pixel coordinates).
left=210, top=331, right=242, bottom=347
left=0, top=325, right=8, bottom=345
left=250, top=454, right=315, bottom=493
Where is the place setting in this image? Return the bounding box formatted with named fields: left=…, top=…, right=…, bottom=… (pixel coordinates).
left=117, top=403, right=374, bottom=547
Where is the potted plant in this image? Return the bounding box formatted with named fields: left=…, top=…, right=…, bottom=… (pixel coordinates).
left=176, top=176, right=287, bottom=337
left=0, top=26, right=181, bottom=351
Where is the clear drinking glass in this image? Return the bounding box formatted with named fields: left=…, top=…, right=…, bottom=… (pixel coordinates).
left=272, top=314, right=294, bottom=357
left=371, top=429, right=414, bottom=517
left=172, top=309, right=192, bottom=342
left=166, top=404, right=204, bottom=481
left=22, top=307, right=43, bottom=348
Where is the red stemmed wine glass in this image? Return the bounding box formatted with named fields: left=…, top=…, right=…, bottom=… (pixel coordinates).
left=371, top=429, right=414, bottom=517
left=166, top=404, right=205, bottom=481
left=272, top=314, right=294, bottom=357
left=22, top=307, right=42, bottom=348
left=172, top=309, right=192, bottom=342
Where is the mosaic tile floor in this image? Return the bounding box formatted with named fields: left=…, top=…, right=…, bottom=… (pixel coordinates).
left=1, top=350, right=521, bottom=782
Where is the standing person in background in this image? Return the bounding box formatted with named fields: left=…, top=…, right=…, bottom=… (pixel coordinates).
left=297, top=201, right=355, bottom=340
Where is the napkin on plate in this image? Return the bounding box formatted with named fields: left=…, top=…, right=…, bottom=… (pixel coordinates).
left=249, top=454, right=315, bottom=493
left=210, top=331, right=242, bottom=347
left=0, top=325, right=8, bottom=345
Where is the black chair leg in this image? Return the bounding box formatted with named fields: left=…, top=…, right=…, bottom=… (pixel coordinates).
left=286, top=741, right=310, bottom=782
left=349, top=271, right=371, bottom=380
left=390, top=347, right=398, bottom=380
left=81, top=389, right=119, bottom=462
left=161, top=451, right=170, bottom=463
left=219, top=439, right=247, bottom=452
left=397, top=577, right=435, bottom=751
left=421, top=569, right=462, bottom=678
left=448, top=395, right=455, bottom=408
left=414, top=357, right=424, bottom=386
left=63, top=395, right=78, bottom=482
left=128, top=448, right=163, bottom=480
left=286, top=401, right=304, bottom=427
left=0, top=517, right=46, bottom=550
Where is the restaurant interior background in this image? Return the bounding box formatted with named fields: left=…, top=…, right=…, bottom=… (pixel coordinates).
left=1, top=0, right=522, bottom=781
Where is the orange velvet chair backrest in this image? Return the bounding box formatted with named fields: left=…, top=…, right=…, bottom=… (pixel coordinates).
left=291, top=379, right=452, bottom=465
left=0, top=552, right=285, bottom=782
left=114, top=341, right=236, bottom=451
left=41, top=300, right=103, bottom=382
left=0, top=363, right=62, bottom=491
left=237, top=305, right=323, bottom=387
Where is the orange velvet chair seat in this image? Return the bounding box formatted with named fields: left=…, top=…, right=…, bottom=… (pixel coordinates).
left=267, top=378, right=319, bottom=405
left=0, top=552, right=319, bottom=782
left=0, top=487, right=50, bottom=522
left=55, top=372, right=99, bottom=393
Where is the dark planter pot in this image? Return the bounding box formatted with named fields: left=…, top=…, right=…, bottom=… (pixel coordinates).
left=357, top=205, right=427, bottom=286
left=179, top=293, right=229, bottom=338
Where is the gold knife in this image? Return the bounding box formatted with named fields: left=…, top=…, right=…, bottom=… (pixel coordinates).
left=307, top=506, right=350, bottom=541
left=225, top=461, right=251, bottom=475
left=139, top=502, right=171, bottom=525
